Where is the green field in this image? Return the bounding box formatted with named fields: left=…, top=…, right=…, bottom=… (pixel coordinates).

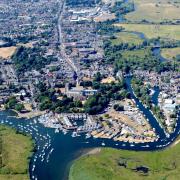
left=125, top=0, right=180, bottom=23
left=69, top=143, right=180, bottom=180
left=111, top=32, right=143, bottom=46
left=161, top=47, right=180, bottom=60
left=0, top=125, right=34, bottom=180
left=121, top=48, right=151, bottom=58
left=114, top=23, right=180, bottom=41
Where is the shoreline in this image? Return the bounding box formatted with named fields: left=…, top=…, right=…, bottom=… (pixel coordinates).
left=83, top=147, right=101, bottom=156
left=0, top=108, right=45, bottom=119
left=171, top=136, right=180, bottom=147
left=0, top=124, right=35, bottom=180
left=68, top=147, right=101, bottom=180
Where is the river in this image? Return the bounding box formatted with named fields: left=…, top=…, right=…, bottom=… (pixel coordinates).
left=0, top=77, right=179, bottom=180
left=0, top=1, right=178, bottom=179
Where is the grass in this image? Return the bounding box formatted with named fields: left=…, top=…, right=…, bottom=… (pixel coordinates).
left=69, top=142, right=180, bottom=180
left=114, top=23, right=180, bottom=41
left=0, top=47, right=17, bottom=59
left=111, top=32, right=143, bottom=46
left=121, top=48, right=152, bottom=59
left=94, top=13, right=116, bottom=22
left=115, top=23, right=180, bottom=40
left=161, top=47, right=180, bottom=60
left=125, top=0, right=180, bottom=23
left=0, top=43, right=34, bottom=59
left=0, top=125, right=34, bottom=180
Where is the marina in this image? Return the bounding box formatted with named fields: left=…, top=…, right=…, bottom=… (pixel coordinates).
left=0, top=78, right=179, bottom=180
left=0, top=70, right=179, bottom=180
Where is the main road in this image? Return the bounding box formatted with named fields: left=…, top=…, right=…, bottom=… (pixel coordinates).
left=57, top=0, right=79, bottom=75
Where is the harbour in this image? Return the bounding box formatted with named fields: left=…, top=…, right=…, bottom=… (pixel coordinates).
left=0, top=78, right=179, bottom=180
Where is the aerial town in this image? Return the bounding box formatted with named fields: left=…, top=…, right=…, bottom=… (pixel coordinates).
left=0, top=0, right=179, bottom=145
left=0, top=0, right=180, bottom=180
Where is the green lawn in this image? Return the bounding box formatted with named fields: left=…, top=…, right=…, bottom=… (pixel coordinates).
left=121, top=48, right=152, bottom=59
left=0, top=125, right=34, bottom=180
left=111, top=32, right=143, bottom=46
left=114, top=23, right=180, bottom=41
left=125, top=0, right=180, bottom=23
left=69, top=142, right=180, bottom=180
left=161, top=47, right=180, bottom=60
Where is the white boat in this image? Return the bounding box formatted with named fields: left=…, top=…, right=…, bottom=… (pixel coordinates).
left=101, top=142, right=105, bottom=146
left=55, top=128, right=59, bottom=133
left=72, top=131, right=77, bottom=137
left=62, top=129, right=67, bottom=135
left=85, top=133, right=91, bottom=139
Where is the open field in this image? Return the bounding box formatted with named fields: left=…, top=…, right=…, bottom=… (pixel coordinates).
left=101, top=76, right=116, bottom=84
left=161, top=47, right=180, bottom=60
left=94, top=13, right=116, bottom=22
left=121, top=48, right=152, bottom=59
left=111, top=32, right=143, bottom=46
left=114, top=23, right=180, bottom=40
left=0, top=42, right=35, bottom=59
left=125, top=0, right=180, bottom=23
left=69, top=143, right=180, bottom=180
left=0, top=125, right=34, bottom=180
left=0, top=47, right=17, bottom=59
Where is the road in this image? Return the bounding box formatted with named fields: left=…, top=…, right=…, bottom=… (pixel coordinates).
left=57, top=0, right=79, bottom=76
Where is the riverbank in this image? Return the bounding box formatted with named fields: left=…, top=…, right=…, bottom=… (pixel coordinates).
left=15, top=110, right=45, bottom=119
left=0, top=107, right=45, bottom=119
left=0, top=124, right=34, bottom=180
left=82, top=148, right=101, bottom=156
left=69, top=144, right=180, bottom=180
left=171, top=136, right=180, bottom=147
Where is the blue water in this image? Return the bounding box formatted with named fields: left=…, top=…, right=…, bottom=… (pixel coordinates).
left=151, top=86, right=160, bottom=105
left=152, top=47, right=167, bottom=62
left=0, top=78, right=179, bottom=180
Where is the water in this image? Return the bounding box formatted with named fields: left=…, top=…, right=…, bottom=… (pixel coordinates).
left=0, top=79, right=179, bottom=180
left=152, top=47, right=167, bottom=62
left=151, top=86, right=160, bottom=105
left=129, top=31, right=146, bottom=40
left=125, top=77, right=166, bottom=139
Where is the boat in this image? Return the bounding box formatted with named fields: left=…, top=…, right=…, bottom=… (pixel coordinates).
left=55, top=128, right=59, bottom=133
left=62, top=129, right=67, bottom=135
left=72, top=131, right=78, bottom=137
left=85, top=133, right=91, bottom=139
left=50, top=148, right=54, bottom=153
left=101, top=142, right=105, bottom=146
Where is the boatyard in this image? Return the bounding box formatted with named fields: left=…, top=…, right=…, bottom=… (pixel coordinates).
left=37, top=98, right=158, bottom=144
left=0, top=0, right=179, bottom=180
left=0, top=107, right=179, bottom=180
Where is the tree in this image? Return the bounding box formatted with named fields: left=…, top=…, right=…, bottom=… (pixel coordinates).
left=114, top=104, right=124, bottom=111
left=15, top=104, right=25, bottom=112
